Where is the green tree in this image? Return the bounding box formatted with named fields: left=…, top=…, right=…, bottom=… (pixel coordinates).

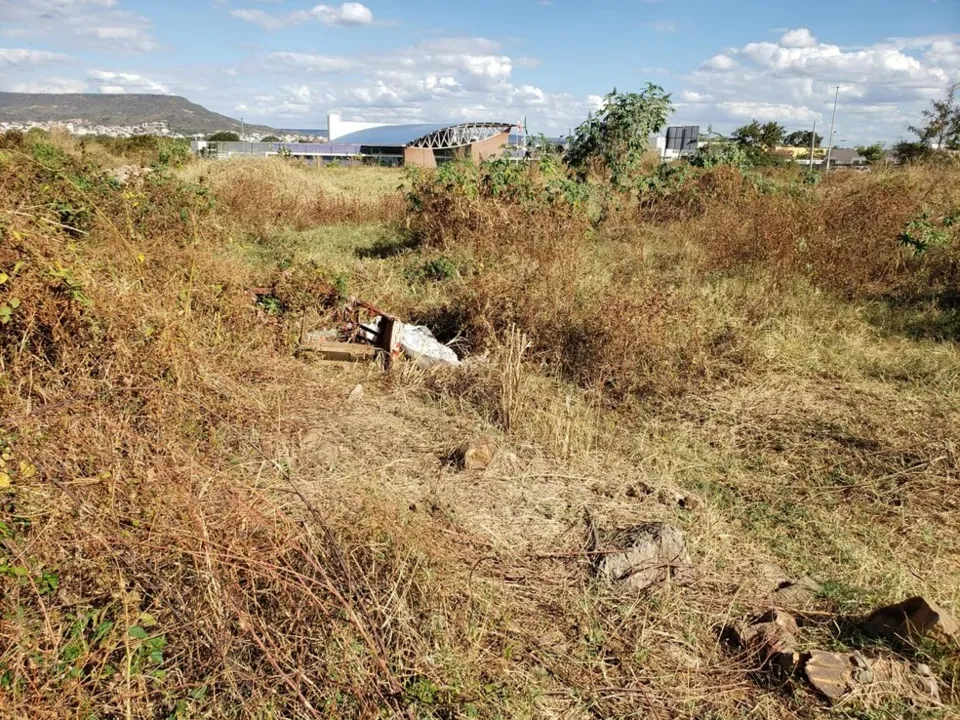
left=892, top=140, right=933, bottom=164
left=855, top=143, right=886, bottom=164
left=732, top=120, right=785, bottom=150
left=260, top=135, right=281, bottom=142
left=783, top=130, right=823, bottom=148
left=565, top=84, right=673, bottom=187
left=909, top=83, right=960, bottom=149
left=207, top=131, right=240, bottom=142
left=730, top=120, right=786, bottom=166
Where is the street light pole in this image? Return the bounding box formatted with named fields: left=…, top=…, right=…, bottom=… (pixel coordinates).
left=825, top=86, right=839, bottom=173
left=809, top=120, right=817, bottom=170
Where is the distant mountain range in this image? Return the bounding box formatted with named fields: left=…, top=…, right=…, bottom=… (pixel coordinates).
left=0, top=93, right=276, bottom=135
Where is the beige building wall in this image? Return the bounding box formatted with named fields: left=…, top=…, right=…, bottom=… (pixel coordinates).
left=470, top=130, right=510, bottom=161
left=401, top=130, right=511, bottom=168
left=403, top=147, right=436, bottom=168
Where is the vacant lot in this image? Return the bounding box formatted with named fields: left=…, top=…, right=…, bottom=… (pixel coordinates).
left=1, top=135, right=958, bottom=719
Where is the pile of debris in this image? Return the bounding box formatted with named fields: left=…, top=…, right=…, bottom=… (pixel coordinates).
left=295, top=295, right=460, bottom=368
left=727, top=577, right=959, bottom=710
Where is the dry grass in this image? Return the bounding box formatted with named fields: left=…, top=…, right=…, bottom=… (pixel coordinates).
left=2, top=138, right=959, bottom=720
left=179, top=157, right=404, bottom=231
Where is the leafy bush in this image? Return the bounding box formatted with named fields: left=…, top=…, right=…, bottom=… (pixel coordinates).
left=566, top=84, right=672, bottom=188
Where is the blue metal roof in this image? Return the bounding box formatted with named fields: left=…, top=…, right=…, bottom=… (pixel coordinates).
left=332, top=124, right=453, bottom=146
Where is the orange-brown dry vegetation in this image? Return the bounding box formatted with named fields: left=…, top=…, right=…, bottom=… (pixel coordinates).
left=1, top=131, right=959, bottom=720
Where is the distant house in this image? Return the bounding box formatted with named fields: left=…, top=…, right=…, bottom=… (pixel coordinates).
left=827, top=148, right=868, bottom=168
left=778, top=146, right=868, bottom=168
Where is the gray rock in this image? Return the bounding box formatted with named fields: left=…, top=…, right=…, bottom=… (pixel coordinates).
left=595, top=522, right=694, bottom=592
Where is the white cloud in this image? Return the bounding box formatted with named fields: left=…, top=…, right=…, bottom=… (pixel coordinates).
left=261, top=52, right=356, bottom=73
left=780, top=28, right=817, bottom=48
left=677, top=29, right=960, bottom=143
left=0, top=47, right=70, bottom=67
left=219, top=36, right=587, bottom=133
left=309, top=2, right=373, bottom=25
left=1, top=0, right=158, bottom=51
left=8, top=77, right=89, bottom=93
left=230, top=2, right=373, bottom=30
left=78, top=25, right=158, bottom=51
left=702, top=54, right=738, bottom=71
left=228, top=9, right=286, bottom=30
left=88, top=69, right=170, bottom=94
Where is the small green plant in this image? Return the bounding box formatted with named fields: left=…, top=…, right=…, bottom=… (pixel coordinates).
left=899, top=210, right=952, bottom=254
left=48, top=265, right=92, bottom=307
left=128, top=623, right=168, bottom=679
left=255, top=294, right=284, bottom=315
left=410, top=256, right=459, bottom=282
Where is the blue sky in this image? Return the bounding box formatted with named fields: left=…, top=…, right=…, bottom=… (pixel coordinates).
left=1, top=0, right=958, bottom=142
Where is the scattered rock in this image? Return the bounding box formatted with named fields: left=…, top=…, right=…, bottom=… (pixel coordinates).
left=302, top=428, right=324, bottom=448
left=804, top=650, right=862, bottom=701
left=594, top=522, right=695, bottom=592
left=757, top=563, right=792, bottom=589
left=454, top=437, right=497, bottom=470
left=658, top=487, right=700, bottom=511
left=732, top=609, right=802, bottom=676
left=348, top=383, right=364, bottom=402
left=804, top=650, right=940, bottom=706
left=754, top=563, right=822, bottom=607
left=109, top=165, right=149, bottom=184
left=860, top=596, right=960, bottom=646
left=726, top=598, right=949, bottom=710
left=624, top=482, right=653, bottom=499
left=772, top=576, right=822, bottom=607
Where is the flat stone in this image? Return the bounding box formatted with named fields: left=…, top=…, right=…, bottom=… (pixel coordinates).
left=458, top=438, right=497, bottom=470
left=596, top=522, right=694, bottom=592
left=861, top=597, right=960, bottom=646
left=735, top=610, right=802, bottom=675
left=348, top=383, right=364, bottom=402
left=805, top=650, right=855, bottom=701
left=772, top=576, right=822, bottom=607
left=804, top=649, right=941, bottom=706
left=757, top=563, right=792, bottom=590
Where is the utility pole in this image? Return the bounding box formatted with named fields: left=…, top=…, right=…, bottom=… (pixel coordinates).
left=824, top=86, right=839, bottom=173
left=809, top=120, right=817, bottom=170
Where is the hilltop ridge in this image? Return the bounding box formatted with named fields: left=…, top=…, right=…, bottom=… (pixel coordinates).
left=0, top=92, right=275, bottom=135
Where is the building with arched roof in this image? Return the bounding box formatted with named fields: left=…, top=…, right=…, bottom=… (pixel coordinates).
left=333, top=121, right=515, bottom=167
left=192, top=118, right=517, bottom=167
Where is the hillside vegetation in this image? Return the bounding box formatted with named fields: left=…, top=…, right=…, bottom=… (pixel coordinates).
left=0, top=128, right=959, bottom=720
left=0, top=93, right=274, bottom=135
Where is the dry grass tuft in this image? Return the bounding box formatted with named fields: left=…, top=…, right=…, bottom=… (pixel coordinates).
left=179, top=157, right=404, bottom=232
